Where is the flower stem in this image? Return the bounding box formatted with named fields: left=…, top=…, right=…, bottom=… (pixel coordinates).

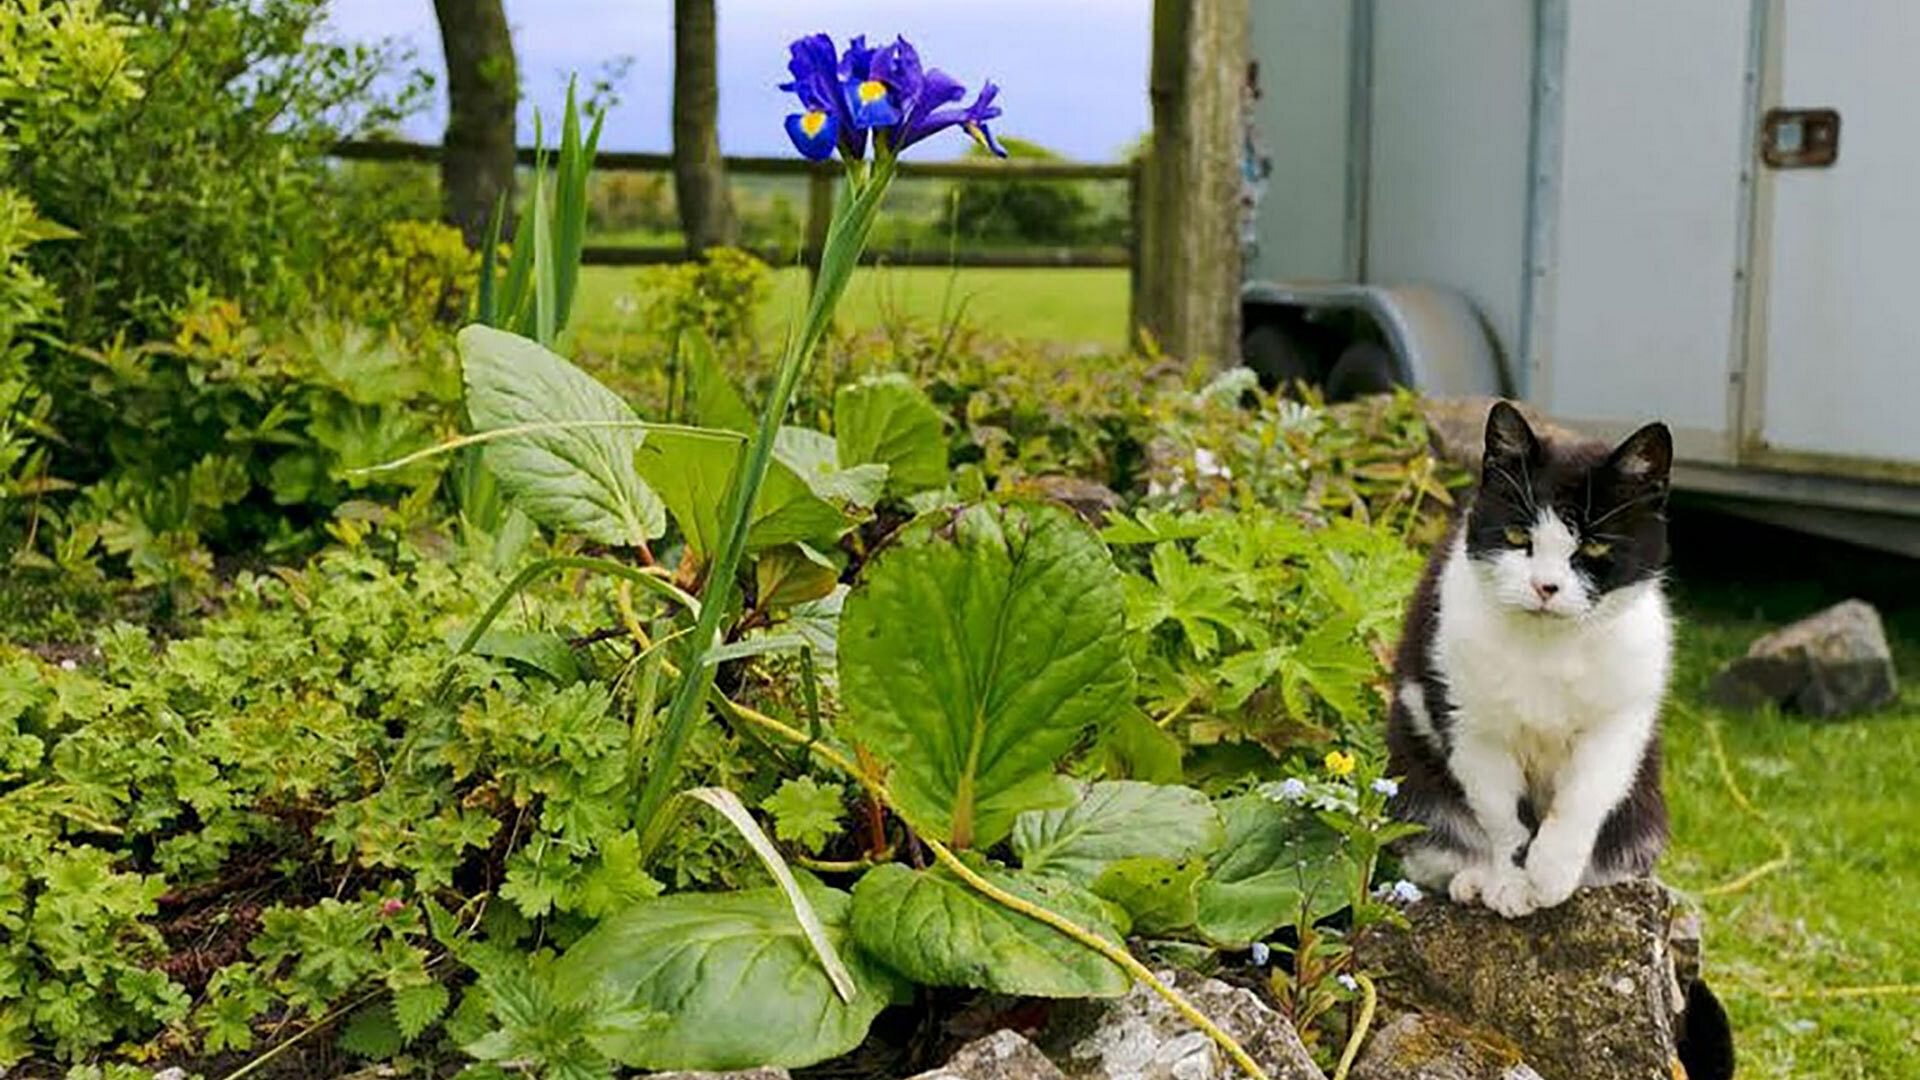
left=921, top=836, right=1274, bottom=1080
left=1330, top=972, right=1376, bottom=1080
left=632, top=159, right=897, bottom=846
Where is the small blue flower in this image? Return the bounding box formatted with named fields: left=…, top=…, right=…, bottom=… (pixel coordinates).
left=1249, top=942, right=1271, bottom=967
left=1275, top=778, right=1308, bottom=803
left=1389, top=879, right=1424, bottom=904
left=1370, top=778, right=1400, bottom=797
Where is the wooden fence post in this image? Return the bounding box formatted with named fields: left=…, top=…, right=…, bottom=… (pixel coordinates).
left=1138, top=0, right=1248, bottom=366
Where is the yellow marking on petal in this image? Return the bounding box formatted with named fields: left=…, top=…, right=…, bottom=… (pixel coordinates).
left=799, top=111, right=828, bottom=137
left=856, top=79, right=888, bottom=105
left=964, top=121, right=988, bottom=147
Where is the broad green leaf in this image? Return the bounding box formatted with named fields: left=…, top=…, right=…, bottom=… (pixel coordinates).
left=756, top=543, right=841, bottom=609
left=682, top=330, right=755, bottom=432
left=1103, top=707, right=1185, bottom=784
left=634, top=429, right=850, bottom=560
left=849, top=862, right=1129, bottom=997
left=460, top=629, right=581, bottom=684
left=460, top=325, right=664, bottom=546
left=775, top=426, right=888, bottom=509
left=1092, top=856, right=1206, bottom=935
left=1194, top=795, right=1347, bottom=947
left=685, top=787, right=856, bottom=1003
left=553, top=886, right=904, bottom=1070
left=1012, top=780, right=1224, bottom=883
left=840, top=501, right=1133, bottom=849
left=834, top=374, right=948, bottom=496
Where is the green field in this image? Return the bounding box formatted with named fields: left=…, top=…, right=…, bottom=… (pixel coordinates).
left=569, top=263, right=1131, bottom=358
left=1662, top=518, right=1920, bottom=1078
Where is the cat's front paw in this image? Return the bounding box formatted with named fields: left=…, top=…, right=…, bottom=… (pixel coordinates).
left=1524, top=842, right=1586, bottom=909
left=1448, top=863, right=1538, bottom=917
left=1479, top=865, right=1539, bottom=918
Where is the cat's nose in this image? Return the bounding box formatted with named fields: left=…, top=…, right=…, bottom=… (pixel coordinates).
left=1533, top=581, right=1560, bottom=601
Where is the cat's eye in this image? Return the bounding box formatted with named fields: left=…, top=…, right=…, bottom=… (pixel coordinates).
left=1580, top=540, right=1612, bottom=558
left=1503, top=526, right=1531, bottom=547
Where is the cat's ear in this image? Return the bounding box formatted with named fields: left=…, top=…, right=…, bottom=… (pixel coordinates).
left=1483, top=401, right=1540, bottom=464
left=1608, top=421, right=1673, bottom=485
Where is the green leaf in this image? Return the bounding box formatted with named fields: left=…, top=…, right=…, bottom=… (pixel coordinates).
left=1103, top=707, right=1185, bottom=784
left=394, top=982, right=451, bottom=1041
left=460, top=629, right=581, bottom=684
left=849, top=862, right=1130, bottom=997
left=761, top=777, right=846, bottom=854
left=552, top=886, right=904, bottom=1070
left=1194, top=795, right=1348, bottom=947
left=775, top=426, right=888, bottom=509
left=339, top=1003, right=404, bottom=1059
left=756, top=543, right=841, bottom=609
left=634, top=429, right=852, bottom=560
left=840, top=501, right=1133, bottom=849
left=834, top=374, right=948, bottom=496
left=682, top=330, right=755, bottom=432
left=460, top=325, right=664, bottom=546
left=1012, top=780, right=1224, bottom=883
left=1092, top=856, right=1206, bottom=935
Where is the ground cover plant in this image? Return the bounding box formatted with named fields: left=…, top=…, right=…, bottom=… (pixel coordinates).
left=0, top=29, right=1467, bottom=1078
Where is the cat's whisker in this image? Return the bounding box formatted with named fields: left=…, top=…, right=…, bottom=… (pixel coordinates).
left=1586, top=488, right=1667, bottom=529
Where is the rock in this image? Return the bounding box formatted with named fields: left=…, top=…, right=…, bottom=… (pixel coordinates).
left=1707, top=599, right=1899, bottom=718
left=1348, top=1014, right=1543, bottom=1080
left=1036, top=968, right=1323, bottom=1080
left=913, top=1030, right=1068, bottom=1080
left=648, top=1060, right=791, bottom=1068
left=1418, top=397, right=1588, bottom=474
left=652, top=1070, right=790, bottom=1080
left=1016, top=475, right=1125, bottom=525
left=1354, top=880, right=1695, bottom=1080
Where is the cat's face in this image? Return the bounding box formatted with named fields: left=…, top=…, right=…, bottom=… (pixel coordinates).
left=1464, top=402, right=1672, bottom=619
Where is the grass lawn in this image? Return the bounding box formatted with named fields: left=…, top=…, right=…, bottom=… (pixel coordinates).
left=1662, top=511, right=1920, bottom=1078
left=568, top=263, right=1131, bottom=358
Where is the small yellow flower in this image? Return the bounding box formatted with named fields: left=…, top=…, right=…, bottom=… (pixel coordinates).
left=1323, top=750, right=1356, bottom=777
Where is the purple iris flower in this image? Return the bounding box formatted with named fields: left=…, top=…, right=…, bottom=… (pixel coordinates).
left=780, top=33, right=1007, bottom=162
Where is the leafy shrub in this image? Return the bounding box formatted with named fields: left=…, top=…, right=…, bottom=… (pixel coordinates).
left=324, top=220, right=479, bottom=333
left=1142, top=371, right=1466, bottom=545
left=950, top=137, right=1099, bottom=245
left=636, top=246, right=771, bottom=356
left=19, top=300, right=458, bottom=591
left=5, top=0, right=423, bottom=341
left=586, top=171, right=677, bottom=235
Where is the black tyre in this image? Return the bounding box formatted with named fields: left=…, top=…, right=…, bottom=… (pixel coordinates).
left=1324, top=341, right=1401, bottom=402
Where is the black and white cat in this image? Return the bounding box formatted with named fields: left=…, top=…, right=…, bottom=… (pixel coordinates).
left=1386, top=401, right=1673, bottom=918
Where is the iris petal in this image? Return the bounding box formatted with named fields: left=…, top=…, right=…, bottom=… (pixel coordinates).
left=784, top=110, right=839, bottom=160
left=845, top=77, right=903, bottom=129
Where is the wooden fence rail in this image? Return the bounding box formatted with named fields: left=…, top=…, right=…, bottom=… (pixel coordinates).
left=330, top=140, right=1139, bottom=273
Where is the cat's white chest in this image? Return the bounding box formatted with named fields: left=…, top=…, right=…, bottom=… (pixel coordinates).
left=1434, top=556, right=1671, bottom=794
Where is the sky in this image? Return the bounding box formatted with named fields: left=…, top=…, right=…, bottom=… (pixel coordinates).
left=323, top=0, right=1153, bottom=161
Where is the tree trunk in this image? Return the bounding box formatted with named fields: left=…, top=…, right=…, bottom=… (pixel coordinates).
left=673, top=0, right=739, bottom=255
left=433, top=0, right=518, bottom=247
left=1137, top=0, right=1247, bottom=365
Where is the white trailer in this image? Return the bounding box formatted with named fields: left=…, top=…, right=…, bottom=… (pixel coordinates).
left=1242, top=1, right=1920, bottom=554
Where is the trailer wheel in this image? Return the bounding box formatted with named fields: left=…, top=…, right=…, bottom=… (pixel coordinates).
left=1242, top=321, right=1323, bottom=394
left=1325, top=341, right=1400, bottom=402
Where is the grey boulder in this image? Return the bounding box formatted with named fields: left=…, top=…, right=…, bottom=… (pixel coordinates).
left=1036, top=968, right=1324, bottom=1080
left=911, top=1030, right=1069, bottom=1080
left=1348, top=1014, right=1544, bottom=1080
left=1708, top=598, right=1898, bottom=718
left=1354, top=880, right=1697, bottom=1080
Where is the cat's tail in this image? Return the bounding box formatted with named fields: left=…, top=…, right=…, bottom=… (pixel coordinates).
left=1675, top=978, right=1735, bottom=1079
